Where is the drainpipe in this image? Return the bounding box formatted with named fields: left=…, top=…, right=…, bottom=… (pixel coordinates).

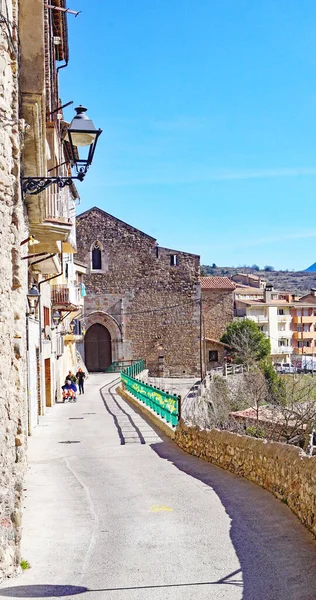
left=37, top=252, right=64, bottom=413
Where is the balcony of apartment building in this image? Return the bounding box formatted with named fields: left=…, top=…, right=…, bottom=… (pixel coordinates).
left=51, top=283, right=81, bottom=311
left=277, top=309, right=292, bottom=323
left=293, top=331, right=316, bottom=340
left=292, top=311, right=316, bottom=325
left=277, top=346, right=293, bottom=354
left=294, top=340, right=316, bottom=354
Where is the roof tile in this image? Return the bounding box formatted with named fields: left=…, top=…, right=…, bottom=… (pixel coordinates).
left=200, top=277, right=236, bottom=290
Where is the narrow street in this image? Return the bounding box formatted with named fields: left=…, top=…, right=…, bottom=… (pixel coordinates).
left=1, top=374, right=316, bottom=600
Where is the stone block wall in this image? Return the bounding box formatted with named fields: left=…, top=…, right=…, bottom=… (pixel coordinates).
left=0, top=0, right=28, bottom=579
left=175, top=423, right=316, bottom=537
left=202, top=289, right=234, bottom=340
left=76, top=208, right=201, bottom=376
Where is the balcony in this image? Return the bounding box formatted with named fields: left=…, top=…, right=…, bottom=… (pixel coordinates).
left=293, top=347, right=315, bottom=355
left=277, top=330, right=292, bottom=338
left=246, top=315, right=269, bottom=323
left=277, top=315, right=292, bottom=322
left=293, top=331, right=316, bottom=340
left=277, top=346, right=293, bottom=354
left=292, top=316, right=316, bottom=324
left=51, top=284, right=81, bottom=310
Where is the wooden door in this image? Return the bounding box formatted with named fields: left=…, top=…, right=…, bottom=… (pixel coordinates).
left=85, top=324, right=112, bottom=371
left=44, top=358, right=52, bottom=407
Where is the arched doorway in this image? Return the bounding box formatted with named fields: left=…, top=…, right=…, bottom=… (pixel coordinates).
left=85, top=324, right=112, bottom=371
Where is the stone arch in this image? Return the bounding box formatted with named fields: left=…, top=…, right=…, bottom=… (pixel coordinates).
left=84, top=311, right=122, bottom=340
left=84, top=311, right=123, bottom=365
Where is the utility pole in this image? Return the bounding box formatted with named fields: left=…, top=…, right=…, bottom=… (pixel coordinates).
left=200, top=298, right=204, bottom=382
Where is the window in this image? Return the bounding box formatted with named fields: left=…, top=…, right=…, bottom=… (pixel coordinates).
left=304, top=341, right=311, bottom=348
left=209, top=350, right=219, bottom=362
left=91, top=241, right=102, bottom=270
left=278, top=309, right=284, bottom=315
left=170, top=254, right=178, bottom=266
left=72, top=319, right=82, bottom=336
left=298, top=341, right=303, bottom=348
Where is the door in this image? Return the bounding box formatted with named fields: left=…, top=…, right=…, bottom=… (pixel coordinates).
left=44, top=358, right=52, bottom=407
left=85, top=324, right=112, bottom=371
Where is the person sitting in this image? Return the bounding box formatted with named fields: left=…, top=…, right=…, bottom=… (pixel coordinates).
left=62, top=379, right=77, bottom=402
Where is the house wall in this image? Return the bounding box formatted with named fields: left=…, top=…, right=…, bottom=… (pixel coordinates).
left=0, top=0, right=28, bottom=578
left=202, top=289, right=234, bottom=340
left=76, top=209, right=201, bottom=376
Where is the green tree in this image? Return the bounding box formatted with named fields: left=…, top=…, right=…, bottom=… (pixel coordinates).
left=260, top=358, right=286, bottom=403
left=251, top=264, right=260, bottom=271
left=220, top=319, right=271, bottom=364
left=264, top=265, right=274, bottom=272
left=200, top=265, right=208, bottom=276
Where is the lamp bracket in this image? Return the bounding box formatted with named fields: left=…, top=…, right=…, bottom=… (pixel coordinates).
left=21, top=173, right=85, bottom=196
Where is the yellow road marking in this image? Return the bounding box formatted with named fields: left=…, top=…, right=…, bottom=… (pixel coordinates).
left=150, top=504, right=173, bottom=512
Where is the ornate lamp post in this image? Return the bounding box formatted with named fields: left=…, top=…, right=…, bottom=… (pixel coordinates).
left=21, top=105, right=102, bottom=195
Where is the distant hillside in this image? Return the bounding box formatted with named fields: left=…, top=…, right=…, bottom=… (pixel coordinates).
left=201, top=266, right=316, bottom=295
left=305, top=263, right=316, bottom=273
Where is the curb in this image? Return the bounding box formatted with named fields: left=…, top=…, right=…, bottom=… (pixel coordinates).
left=116, top=385, right=176, bottom=440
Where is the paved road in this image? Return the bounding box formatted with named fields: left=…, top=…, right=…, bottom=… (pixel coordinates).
left=1, top=374, right=316, bottom=600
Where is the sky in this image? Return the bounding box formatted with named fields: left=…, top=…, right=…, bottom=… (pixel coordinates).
left=60, top=0, right=316, bottom=271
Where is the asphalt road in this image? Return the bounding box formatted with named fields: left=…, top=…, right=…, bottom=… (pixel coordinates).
left=1, top=373, right=316, bottom=600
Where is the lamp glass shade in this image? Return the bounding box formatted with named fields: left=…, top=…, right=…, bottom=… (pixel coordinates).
left=27, top=284, right=40, bottom=313
left=68, top=106, right=99, bottom=147
left=52, top=310, right=61, bottom=326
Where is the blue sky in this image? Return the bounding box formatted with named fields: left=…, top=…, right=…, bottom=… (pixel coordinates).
left=61, top=0, right=316, bottom=270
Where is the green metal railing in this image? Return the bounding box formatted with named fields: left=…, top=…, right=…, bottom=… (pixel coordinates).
left=106, top=360, right=143, bottom=373
left=120, top=361, right=180, bottom=427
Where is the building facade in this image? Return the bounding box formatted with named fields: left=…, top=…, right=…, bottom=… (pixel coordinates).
left=0, top=0, right=87, bottom=578
left=235, top=285, right=294, bottom=362
left=200, top=277, right=235, bottom=368
left=0, top=0, right=28, bottom=577
left=76, top=207, right=201, bottom=377
left=291, top=290, right=316, bottom=358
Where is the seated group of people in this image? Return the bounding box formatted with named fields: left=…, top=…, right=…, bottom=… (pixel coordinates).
left=62, top=368, right=86, bottom=401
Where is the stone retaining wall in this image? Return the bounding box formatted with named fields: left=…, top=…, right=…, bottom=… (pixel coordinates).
left=175, top=422, right=316, bottom=537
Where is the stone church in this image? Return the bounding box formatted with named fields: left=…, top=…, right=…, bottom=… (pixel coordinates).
left=76, top=207, right=201, bottom=376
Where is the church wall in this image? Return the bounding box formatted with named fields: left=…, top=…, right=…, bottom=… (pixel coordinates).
left=76, top=208, right=200, bottom=376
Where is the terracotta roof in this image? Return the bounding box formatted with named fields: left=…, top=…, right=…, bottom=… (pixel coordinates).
left=200, top=277, right=236, bottom=290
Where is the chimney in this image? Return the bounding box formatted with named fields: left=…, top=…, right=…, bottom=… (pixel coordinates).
left=264, top=283, right=273, bottom=303
left=311, top=288, right=316, bottom=297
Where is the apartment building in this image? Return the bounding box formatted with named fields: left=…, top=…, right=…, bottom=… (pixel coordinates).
left=235, top=284, right=294, bottom=361
left=291, top=289, right=316, bottom=358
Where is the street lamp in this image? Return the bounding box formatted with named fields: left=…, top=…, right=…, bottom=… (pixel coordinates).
left=52, top=310, right=62, bottom=328
left=69, top=320, right=76, bottom=334
left=21, top=105, right=102, bottom=195
left=26, top=284, right=40, bottom=315
left=66, top=106, right=102, bottom=177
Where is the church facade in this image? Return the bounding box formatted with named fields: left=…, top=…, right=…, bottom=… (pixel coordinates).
left=76, top=207, right=201, bottom=376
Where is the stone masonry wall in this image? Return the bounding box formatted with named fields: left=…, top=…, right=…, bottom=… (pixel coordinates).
left=0, top=0, right=28, bottom=580
left=76, top=208, right=201, bottom=376
left=202, top=289, right=234, bottom=340
left=175, top=423, right=316, bottom=537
